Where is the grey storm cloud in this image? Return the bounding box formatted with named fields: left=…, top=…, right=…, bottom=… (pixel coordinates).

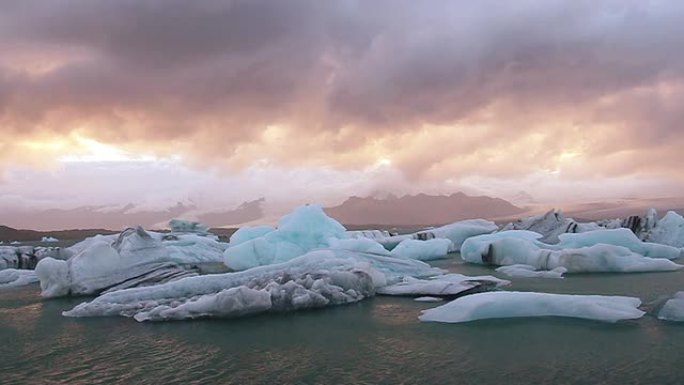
left=1, top=0, right=684, bottom=177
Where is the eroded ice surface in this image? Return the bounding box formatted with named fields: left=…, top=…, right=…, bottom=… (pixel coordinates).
left=496, top=264, right=567, bottom=279
left=63, top=249, right=441, bottom=321
left=501, top=210, right=600, bottom=244
left=377, top=274, right=509, bottom=297
left=461, top=231, right=683, bottom=273
left=0, top=269, right=39, bottom=288
left=36, top=227, right=197, bottom=298
left=657, top=292, right=684, bottom=322
left=419, top=292, right=645, bottom=323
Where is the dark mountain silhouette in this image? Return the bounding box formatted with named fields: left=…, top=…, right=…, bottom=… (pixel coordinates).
left=325, top=193, right=524, bottom=226
left=197, top=198, right=264, bottom=227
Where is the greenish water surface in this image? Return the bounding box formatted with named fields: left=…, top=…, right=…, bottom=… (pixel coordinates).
left=2, top=257, right=684, bottom=385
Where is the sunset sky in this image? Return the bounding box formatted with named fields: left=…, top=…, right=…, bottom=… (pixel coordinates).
left=2, top=1, right=684, bottom=228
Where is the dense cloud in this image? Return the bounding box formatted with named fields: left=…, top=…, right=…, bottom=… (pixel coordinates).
left=1, top=0, right=684, bottom=184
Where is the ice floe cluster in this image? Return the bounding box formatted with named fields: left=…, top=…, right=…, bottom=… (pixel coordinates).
left=3, top=205, right=684, bottom=326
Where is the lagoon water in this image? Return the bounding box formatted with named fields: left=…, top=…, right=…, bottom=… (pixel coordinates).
left=2, top=256, right=684, bottom=385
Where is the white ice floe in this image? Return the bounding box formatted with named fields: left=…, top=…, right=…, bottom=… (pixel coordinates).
left=36, top=227, right=197, bottom=298
left=496, top=264, right=567, bottom=279
left=377, top=273, right=509, bottom=297
left=223, top=205, right=348, bottom=270
left=461, top=230, right=683, bottom=273
left=0, top=269, right=39, bottom=288
left=389, top=238, right=452, bottom=261
left=553, top=229, right=682, bottom=260
left=41, top=236, right=59, bottom=243
left=419, top=292, right=645, bottom=323
left=657, top=292, right=684, bottom=322
left=63, top=249, right=441, bottom=321
left=414, top=296, right=443, bottom=302
left=378, top=219, right=498, bottom=252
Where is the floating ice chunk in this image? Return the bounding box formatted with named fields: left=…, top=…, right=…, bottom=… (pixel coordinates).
left=376, top=219, right=497, bottom=252
left=419, top=292, right=645, bottom=323
left=658, top=292, right=684, bottom=321
left=0, top=269, right=39, bottom=288
left=41, top=236, right=59, bottom=243
left=64, top=250, right=382, bottom=321
left=328, top=238, right=390, bottom=256
left=496, top=264, right=566, bottom=279
left=501, top=210, right=599, bottom=244
left=646, top=211, right=684, bottom=248
left=414, top=296, right=443, bottom=302
left=554, top=229, right=682, bottom=260
left=169, top=219, right=210, bottom=235
left=462, top=232, right=683, bottom=273
left=229, top=225, right=275, bottom=247
left=36, top=227, right=197, bottom=298
left=346, top=230, right=392, bottom=240
left=0, top=246, right=18, bottom=270
left=389, top=238, right=451, bottom=261
left=377, top=273, right=509, bottom=297
left=224, top=205, right=347, bottom=270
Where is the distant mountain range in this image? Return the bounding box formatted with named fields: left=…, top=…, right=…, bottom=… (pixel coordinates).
left=324, top=193, right=524, bottom=226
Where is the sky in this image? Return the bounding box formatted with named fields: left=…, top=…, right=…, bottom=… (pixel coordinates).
left=2, top=0, right=684, bottom=228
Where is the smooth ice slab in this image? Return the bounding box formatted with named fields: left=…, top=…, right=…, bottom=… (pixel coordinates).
left=496, top=264, right=566, bottom=279
left=377, top=274, right=509, bottom=297
left=419, top=291, right=645, bottom=323
left=0, top=269, right=39, bottom=288
left=389, top=238, right=451, bottom=261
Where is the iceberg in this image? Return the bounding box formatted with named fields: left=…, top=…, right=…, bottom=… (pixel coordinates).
left=645, top=211, right=684, bottom=248
left=496, top=264, right=566, bottom=279
left=501, top=210, right=600, bottom=244
left=389, top=238, right=451, bottom=261
left=41, top=236, right=59, bottom=243
left=377, top=219, right=498, bottom=252
left=0, top=269, right=39, bottom=288
left=329, top=238, right=391, bottom=256
left=223, top=205, right=348, bottom=270
left=62, top=249, right=440, bottom=321
left=36, top=227, right=197, bottom=298
left=229, top=225, right=275, bottom=247
left=168, top=219, right=211, bottom=235
left=461, top=231, right=683, bottom=273
left=377, top=273, right=509, bottom=297
left=419, top=292, right=645, bottom=323
left=657, top=292, right=684, bottom=322
left=553, top=229, right=682, bottom=260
